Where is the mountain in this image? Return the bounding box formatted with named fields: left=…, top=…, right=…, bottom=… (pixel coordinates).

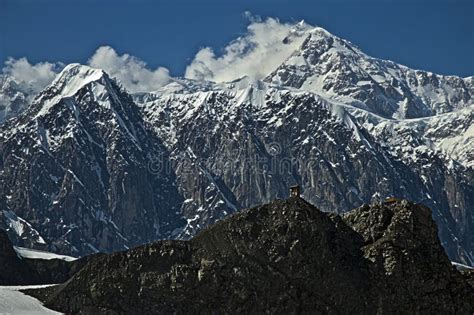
left=266, top=26, right=473, bottom=119
left=0, top=64, right=185, bottom=255
left=135, top=72, right=473, bottom=264
left=0, top=75, right=33, bottom=124
left=27, top=198, right=474, bottom=313
left=0, top=24, right=472, bottom=265
left=264, top=26, right=474, bottom=169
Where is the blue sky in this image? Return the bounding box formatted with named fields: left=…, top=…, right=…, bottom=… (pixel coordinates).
left=1, top=0, right=473, bottom=78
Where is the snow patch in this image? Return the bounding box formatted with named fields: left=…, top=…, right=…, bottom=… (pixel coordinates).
left=14, top=246, right=77, bottom=262
left=0, top=285, right=61, bottom=314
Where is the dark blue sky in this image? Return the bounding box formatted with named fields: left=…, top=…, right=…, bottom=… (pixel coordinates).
left=1, top=0, right=473, bottom=77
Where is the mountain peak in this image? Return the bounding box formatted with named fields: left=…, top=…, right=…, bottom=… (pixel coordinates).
left=59, top=63, right=103, bottom=76
left=28, top=64, right=111, bottom=118
left=265, top=22, right=473, bottom=119
left=50, top=63, right=107, bottom=93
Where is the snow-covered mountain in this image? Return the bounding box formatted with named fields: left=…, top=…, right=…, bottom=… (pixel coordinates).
left=266, top=26, right=473, bottom=119
left=135, top=75, right=473, bottom=264
left=0, top=75, right=34, bottom=124
left=264, top=25, right=474, bottom=170
left=0, top=23, right=472, bottom=264
left=0, top=64, right=185, bottom=255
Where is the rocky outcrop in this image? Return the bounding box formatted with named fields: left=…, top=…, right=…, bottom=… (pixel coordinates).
left=32, top=199, right=473, bottom=314
left=343, top=200, right=473, bottom=312
left=0, top=229, right=35, bottom=285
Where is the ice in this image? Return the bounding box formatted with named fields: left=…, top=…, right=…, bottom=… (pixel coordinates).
left=356, top=80, right=372, bottom=86
left=285, top=54, right=308, bottom=67
left=0, top=285, right=61, bottom=314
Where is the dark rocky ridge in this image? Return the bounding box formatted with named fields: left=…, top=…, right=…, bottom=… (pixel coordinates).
left=0, top=229, right=93, bottom=285
left=31, top=198, right=473, bottom=314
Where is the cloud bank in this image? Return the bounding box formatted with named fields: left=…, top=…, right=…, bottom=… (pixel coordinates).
left=2, top=58, right=61, bottom=93
left=2, top=47, right=171, bottom=94
left=184, top=16, right=311, bottom=82
left=88, top=46, right=171, bottom=93
left=2, top=16, right=311, bottom=93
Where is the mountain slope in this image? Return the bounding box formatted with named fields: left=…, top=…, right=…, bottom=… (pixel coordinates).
left=30, top=199, right=473, bottom=314
left=0, top=229, right=90, bottom=286
left=0, top=285, right=60, bottom=315
left=137, top=78, right=472, bottom=264
left=0, top=64, right=185, bottom=255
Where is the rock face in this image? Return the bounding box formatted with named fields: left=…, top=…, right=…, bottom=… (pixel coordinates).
left=343, top=201, right=473, bottom=312
left=34, top=199, right=473, bottom=314
left=0, top=229, right=92, bottom=285
left=0, top=24, right=472, bottom=266
left=0, top=64, right=185, bottom=255
left=138, top=81, right=472, bottom=264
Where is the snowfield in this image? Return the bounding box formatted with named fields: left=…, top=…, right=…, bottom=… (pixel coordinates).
left=0, top=285, right=61, bottom=314
left=14, top=247, right=77, bottom=262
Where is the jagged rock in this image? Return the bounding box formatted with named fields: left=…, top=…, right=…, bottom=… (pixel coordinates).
left=343, top=200, right=473, bottom=312
left=31, top=199, right=473, bottom=314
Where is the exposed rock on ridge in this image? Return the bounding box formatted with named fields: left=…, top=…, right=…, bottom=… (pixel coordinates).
left=32, top=199, right=473, bottom=314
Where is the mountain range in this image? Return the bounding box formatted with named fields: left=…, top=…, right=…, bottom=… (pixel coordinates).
left=0, top=22, right=472, bottom=265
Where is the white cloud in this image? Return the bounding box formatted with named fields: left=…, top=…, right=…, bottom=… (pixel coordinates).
left=2, top=58, right=60, bottom=93
left=2, top=46, right=172, bottom=94
left=2, top=16, right=311, bottom=94
left=88, top=46, right=171, bottom=93
left=185, top=16, right=311, bottom=82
